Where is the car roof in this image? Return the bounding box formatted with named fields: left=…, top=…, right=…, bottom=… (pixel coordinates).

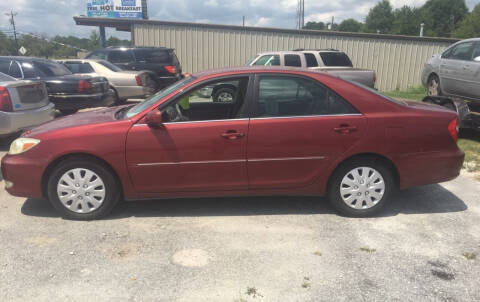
left=0, top=56, right=55, bottom=63
left=94, top=46, right=173, bottom=51
left=192, top=66, right=339, bottom=79
left=255, top=49, right=343, bottom=56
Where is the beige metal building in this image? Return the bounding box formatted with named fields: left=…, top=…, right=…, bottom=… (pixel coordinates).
left=74, top=17, right=459, bottom=91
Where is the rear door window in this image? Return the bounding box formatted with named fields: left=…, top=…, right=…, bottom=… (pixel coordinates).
left=284, top=55, right=302, bottom=67
left=21, top=62, right=40, bottom=79
left=304, top=53, right=319, bottom=67
left=9, top=62, right=22, bottom=78
left=33, top=61, right=72, bottom=77
left=108, top=50, right=135, bottom=63
left=252, top=55, right=280, bottom=66
left=319, top=52, right=353, bottom=67
left=255, top=75, right=358, bottom=117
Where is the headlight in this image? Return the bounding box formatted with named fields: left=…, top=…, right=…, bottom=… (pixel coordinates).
left=8, top=138, right=41, bottom=155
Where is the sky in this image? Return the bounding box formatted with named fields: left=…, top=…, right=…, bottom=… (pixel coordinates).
left=0, top=0, right=477, bottom=40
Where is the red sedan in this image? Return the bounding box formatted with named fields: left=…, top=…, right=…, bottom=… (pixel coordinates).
left=1, top=67, right=464, bottom=220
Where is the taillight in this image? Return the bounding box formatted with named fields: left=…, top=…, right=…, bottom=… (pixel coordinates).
left=78, top=80, right=92, bottom=93
left=165, top=65, right=177, bottom=74
left=0, top=86, right=13, bottom=112
left=135, top=75, right=143, bottom=86
left=448, top=117, right=459, bottom=143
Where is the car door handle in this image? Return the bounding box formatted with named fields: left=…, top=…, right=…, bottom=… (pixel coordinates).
left=334, top=125, right=357, bottom=134
left=221, top=131, right=245, bottom=140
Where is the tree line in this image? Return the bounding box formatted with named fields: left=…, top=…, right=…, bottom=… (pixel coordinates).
left=0, top=30, right=130, bottom=58
left=304, top=0, right=480, bottom=39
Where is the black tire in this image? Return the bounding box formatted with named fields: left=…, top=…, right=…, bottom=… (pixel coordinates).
left=427, top=74, right=442, bottom=97
left=110, top=87, right=123, bottom=105
left=47, top=157, right=121, bottom=220
left=59, top=109, right=78, bottom=115
left=212, top=87, right=235, bottom=103
left=327, top=158, right=395, bottom=217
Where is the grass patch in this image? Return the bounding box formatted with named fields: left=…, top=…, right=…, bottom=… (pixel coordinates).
left=458, top=130, right=480, bottom=173
left=383, top=86, right=426, bottom=101
left=302, top=277, right=311, bottom=288
left=463, top=252, right=477, bottom=260
left=360, top=247, right=376, bottom=253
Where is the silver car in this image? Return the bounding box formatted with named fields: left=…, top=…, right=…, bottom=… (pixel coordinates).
left=0, top=72, right=55, bottom=138
left=58, top=59, right=157, bottom=103
left=422, top=38, right=480, bottom=101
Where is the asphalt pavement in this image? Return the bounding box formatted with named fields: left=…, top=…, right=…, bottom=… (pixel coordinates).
left=0, top=146, right=479, bottom=301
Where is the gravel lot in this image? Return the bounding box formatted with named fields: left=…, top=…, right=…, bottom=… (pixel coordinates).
left=1, top=142, right=480, bottom=301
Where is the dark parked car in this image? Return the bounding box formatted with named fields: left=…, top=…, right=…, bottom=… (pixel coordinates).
left=0, top=57, right=114, bottom=115
left=86, top=47, right=182, bottom=89
left=1, top=67, right=463, bottom=220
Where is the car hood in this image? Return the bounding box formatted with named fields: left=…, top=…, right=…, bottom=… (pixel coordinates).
left=25, top=106, right=123, bottom=137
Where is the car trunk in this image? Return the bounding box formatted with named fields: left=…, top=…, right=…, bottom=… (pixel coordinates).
left=5, top=81, right=49, bottom=111
left=43, top=75, right=109, bottom=95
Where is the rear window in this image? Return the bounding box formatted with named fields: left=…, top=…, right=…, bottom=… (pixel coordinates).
left=252, top=55, right=280, bottom=66
left=0, top=72, right=15, bottom=81
left=319, top=52, right=353, bottom=67
left=134, top=49, right=172, bottom=64
left=284, top=54, right=302, bottom=67
left=64, top=62, right=95, bottom=74
left=86, top=51, right=107, bottom=60
left=33, top=61, right=72, bottom=77
left=98, top=60, right=122, bottom=72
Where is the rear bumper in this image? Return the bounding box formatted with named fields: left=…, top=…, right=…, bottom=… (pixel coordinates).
left=0, top=103, right=55, bottom=136
left=395, top=148, right=465, bottom=189
left=50, top=90, right=116, bottom=110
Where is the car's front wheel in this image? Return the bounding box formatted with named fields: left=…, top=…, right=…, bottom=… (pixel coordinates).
left=47, top=157, right=121, bottom=220
left=328, top=159, right=395, bottom=217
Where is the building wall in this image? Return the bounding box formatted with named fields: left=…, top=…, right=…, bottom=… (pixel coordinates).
left=133, top=23, right=455, bottom=91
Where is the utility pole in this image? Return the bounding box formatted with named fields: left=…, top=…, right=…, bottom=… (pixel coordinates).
left=243, top=16, right=245, bottom=27
left=296, top=0, right=305, bottom=30
left=5, top=10, right=18, bottom=55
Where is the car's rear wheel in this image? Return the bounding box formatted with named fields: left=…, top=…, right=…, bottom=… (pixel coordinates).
left=328, top=159, right=394, bottom=217
left=47, top=157, right=121, bottom=220
left=427, top=74, right=441, bottom=96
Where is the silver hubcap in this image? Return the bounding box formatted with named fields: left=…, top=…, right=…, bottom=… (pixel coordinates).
left=217, top=92, right=233, bottom=103
left=428, top=78, right=439, bottom=96
left=57, top=168, right=106, bottom=214
left=340, top=167, right=385, bottom=210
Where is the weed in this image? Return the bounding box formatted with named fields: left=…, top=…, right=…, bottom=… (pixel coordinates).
left=302, top=277, right=311, bottom=288
left=360, top=247, right=376, bottom=253
left=463, top=252, right=477, bottom=260
left=245, top=287, right=263, bottom=298
left=313, top=251, right=322, bottom=256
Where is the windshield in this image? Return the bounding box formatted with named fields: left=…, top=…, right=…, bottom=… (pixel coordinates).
left=97, top=60, right=122, bottom=72
left=33, top=60, right=72, bottom=77
left=246, top=55, right=259, bottom=66
left=125, top=76, right=197, bottom=119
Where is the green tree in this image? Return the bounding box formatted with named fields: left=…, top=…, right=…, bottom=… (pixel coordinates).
left=421, top=0, right=468, bottom=37
left=365, top=0, right=394, bottom=33
left=392, top=6, right=422, bottom=35
left=88, top=30, right=100, bottom=50
left=338, top=19, right=363, bottom=32
left=455, top=3, right=480, bottom=38
left=303, top=21, right=326, bottom=30
left=106, top=36, right=131, bottom=47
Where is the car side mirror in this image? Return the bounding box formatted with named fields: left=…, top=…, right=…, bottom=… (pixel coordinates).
left=145, top=110, right=163, bottom=128
left=474, top=56, right=480, bottom=62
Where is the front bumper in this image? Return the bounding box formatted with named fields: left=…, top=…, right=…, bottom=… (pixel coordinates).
left=0, top=103, right=55, bottom=136
left=1, top=152, right=46, bottom=199
left=49, top=90, right=116, bottom=110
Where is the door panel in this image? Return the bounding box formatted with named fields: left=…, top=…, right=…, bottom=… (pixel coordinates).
left=126, top=120, right=249, bottom=193
left=247, top=115, right=366, bottom=189
left=440, top=42, right=474, bottom=97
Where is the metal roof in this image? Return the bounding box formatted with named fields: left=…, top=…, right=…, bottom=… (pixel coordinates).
left=73, top=16, right=460, bottom=43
